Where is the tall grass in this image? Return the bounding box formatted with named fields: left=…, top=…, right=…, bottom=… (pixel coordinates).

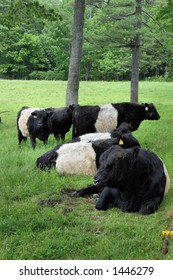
left=0, top=80, right=173, bottom=260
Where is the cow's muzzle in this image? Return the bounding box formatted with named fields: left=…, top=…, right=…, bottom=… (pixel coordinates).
left=37, top=123, right=44, bottom=129
left=94, top=178, right=101, bottom=186
left=93, top=173, right=104, bottom=187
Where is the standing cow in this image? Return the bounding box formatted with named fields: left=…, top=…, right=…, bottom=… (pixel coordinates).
left=72, top=102, right=160, bottom=138
left=46, top=106, right=73, bottom=141
left=17, top=105, right=74, bottom=148
left=17, top=106, right=52, bottom=149
left=75, top=145, right=170, bottom=215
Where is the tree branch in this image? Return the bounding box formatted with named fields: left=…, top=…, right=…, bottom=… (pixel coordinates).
left=109, top=11, right=136, bottom=20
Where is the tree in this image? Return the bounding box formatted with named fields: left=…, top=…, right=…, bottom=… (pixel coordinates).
left=82, top=0, right=170, bottom=99
left=130, top=0, right=142, bottom=103
left=0, top=0, right=62, bottom=79
left=1, top=0, right=173, bottom=83
left=66, top=0, right=86, bottom=106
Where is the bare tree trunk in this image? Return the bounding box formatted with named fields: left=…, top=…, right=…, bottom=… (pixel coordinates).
left=130, top=0, right=142, bottom=103
left=66, top=0, right=85, bottom=106
left=85, top=62, right=91, bottom=81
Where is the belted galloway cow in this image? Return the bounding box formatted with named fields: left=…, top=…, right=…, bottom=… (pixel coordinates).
left=72, top=102, right=160, bottom=138
left=17, top=106, right=52, bottom=149
left=75, top=145, right=170, bottom=215
left=17, top=105, right=74, bottom=148
left=46, top=106, right=73, bottom=141
left=36, top=122, right=140, bottom=171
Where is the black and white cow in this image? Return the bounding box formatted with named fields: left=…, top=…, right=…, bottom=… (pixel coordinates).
left=75, top=145, right=170, bottom=215
left=72, top=102, right=160, bottom=138
left=36, top=123, right=140, bottom=170
left=36, top=123, right=139, bottom=175
left=46, top=106, right=73, bottom=141
left=17, top=106, right=52, bottom=149
left=72, top=122, right=133, bottom=143
left=17, top=105, right=73, bottom=148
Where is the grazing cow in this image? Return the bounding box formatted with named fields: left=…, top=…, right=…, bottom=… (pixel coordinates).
left=17, top=106, right=52, bottom=149
left=72, top=102, right=160, bottom=138
left=36, top=122, right=140, bottom=170
left=36, top=130, right=140, bottom=175
left=46, top=106, right=73, bottom=141
left=75, top=145, right=170, bottom=215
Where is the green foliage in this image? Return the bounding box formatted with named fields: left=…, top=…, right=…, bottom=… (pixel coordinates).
left=0, top=80, right=173, bottom=259
left=82, top=0, right=173, bottom=80
left=156, top=0, right=173, bottom=31
left=0, top=0, right=72, bottom=80
left=145, top=75, right=172, bottom=82
left=0, top=0, right=173, bottom=80
left=0, top=0, right=62, bottom=27
left=29, top=70, right=67, bottom=80
left=0, top=28, right=50, bottom=79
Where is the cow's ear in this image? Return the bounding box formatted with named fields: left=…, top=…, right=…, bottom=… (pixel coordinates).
left=145, top=103, right=149, bottom=111
left=31, top=112, right=37, bottom=118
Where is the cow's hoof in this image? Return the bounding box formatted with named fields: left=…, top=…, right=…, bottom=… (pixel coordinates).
left=93, top=194, right=99, bottom=204
left=72, top=190, right=80, bottom=197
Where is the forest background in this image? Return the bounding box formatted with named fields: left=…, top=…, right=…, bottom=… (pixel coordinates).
left=1, top=0, right=173, bottom=83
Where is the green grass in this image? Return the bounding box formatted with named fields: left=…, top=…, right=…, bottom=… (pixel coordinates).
left=0, top=80, right=173, bottom=260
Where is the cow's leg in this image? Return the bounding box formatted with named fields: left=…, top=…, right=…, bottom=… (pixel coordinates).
left=95, top=187, right=118, bottom=210
left=54, top=133, right=60, bottom=141
left=74, top=184, right=104, bottom=197
left=139, top=197, right=162, bottom=215
left=43, top=136, right=49, bottom=145
left=18, top=130, right=27, bottom=145
left=30, top=134, right=36, bottom=149
left=43, top=139, right=48, bottom=146
left=60, top=133, right=65, bottom=141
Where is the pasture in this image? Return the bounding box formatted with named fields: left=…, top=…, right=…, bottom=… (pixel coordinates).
left=0, top=79, right=173, bottom=260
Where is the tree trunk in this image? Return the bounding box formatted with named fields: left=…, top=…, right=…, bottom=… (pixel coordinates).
left=130, top=34, right=140, bottom=103
left=130, top=0, right=142, bottom=103
left=66, top=0, right=85, bottom=106
left=85, top=62, right=91, bottom=81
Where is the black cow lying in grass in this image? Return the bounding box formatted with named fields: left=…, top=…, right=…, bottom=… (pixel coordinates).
left=72, top=102, right=160, bottom=138
left=75, top=145, right=170, bottom=215
left=36, top=123, right=140, bottom=173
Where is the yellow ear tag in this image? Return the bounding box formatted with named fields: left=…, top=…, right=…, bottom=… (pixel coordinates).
left=119, top=138, right=124, bottom=145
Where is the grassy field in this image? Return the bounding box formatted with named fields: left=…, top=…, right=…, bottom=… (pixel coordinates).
left=0, top=79, right=173, bottom=260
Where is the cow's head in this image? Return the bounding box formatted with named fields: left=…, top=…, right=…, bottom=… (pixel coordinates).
left=94, top=145, right=126, bottom=188
left=111, top=122, right=140, bottom=148
left=111, top=122, right=133, bottom=138
left=119, top=133, right=140, bottom=148
left=31, top=110, right=52, bottom=129
left=143, top=103, right=160, bottom=120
